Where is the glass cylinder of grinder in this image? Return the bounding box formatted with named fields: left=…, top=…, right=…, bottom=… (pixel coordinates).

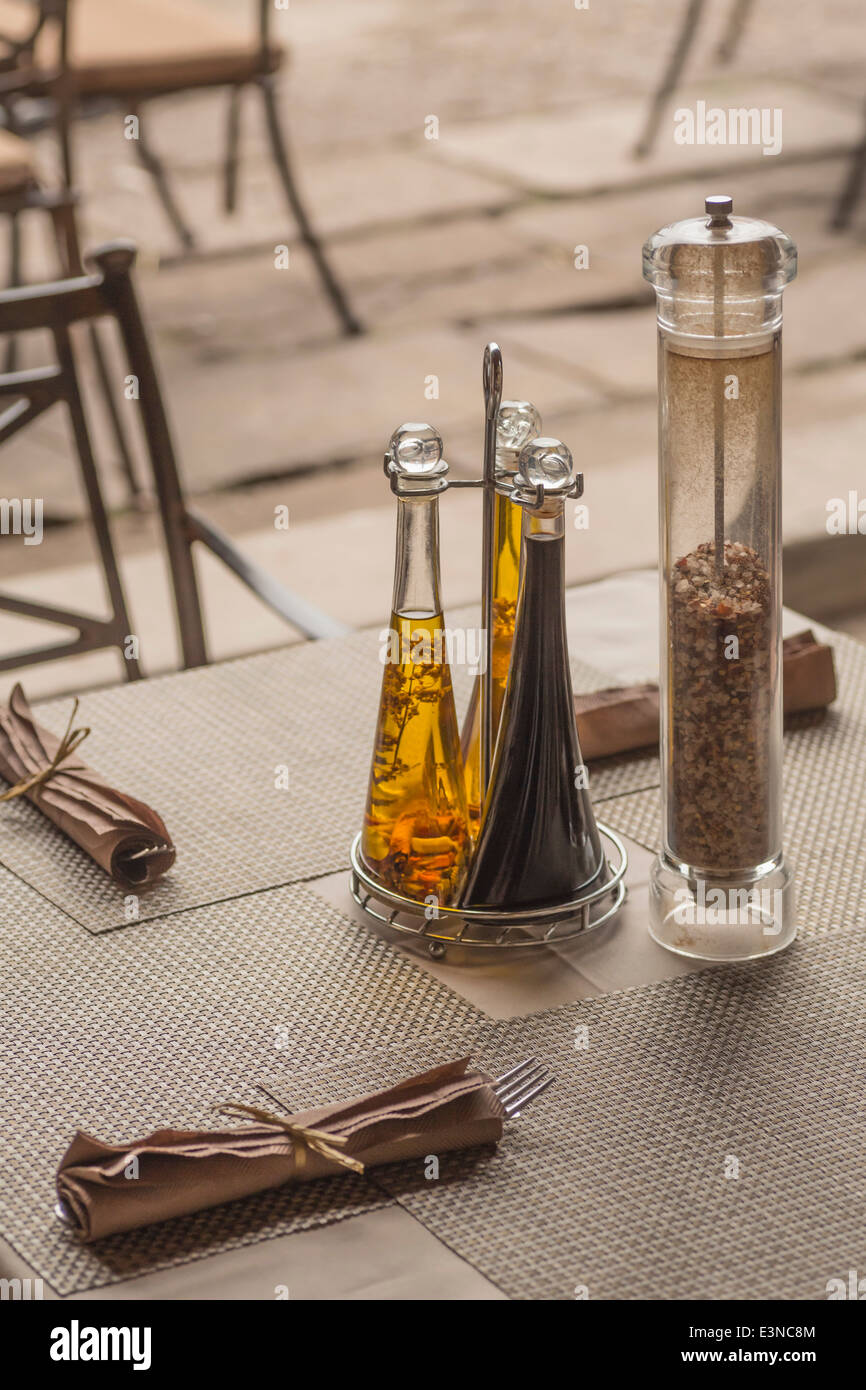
left=643, top=195, right=797, bottom=960
left=360, top=424, right=471, bottom=907
left=461, top=400, right=542, bottom=830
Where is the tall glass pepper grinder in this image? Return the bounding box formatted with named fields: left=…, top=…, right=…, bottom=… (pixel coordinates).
left=461, top=400, right=542, bottom=830
left=461, top=437, right=606, bottom=910
left=360, top=424, right=471, bottom=907
left=643, top=196, right=797, bottom=960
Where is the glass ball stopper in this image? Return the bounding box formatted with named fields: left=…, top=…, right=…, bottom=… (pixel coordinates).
left=496, top=400, right=542, bottom=453
left=387, top=422, right=444, bottom=476
left=518, top=436, right=575, bottom=493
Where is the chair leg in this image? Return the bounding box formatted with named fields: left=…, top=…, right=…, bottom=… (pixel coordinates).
left=634, top=0, right=707, bottom=159
left=4, top=211, right=21, bottom=372
left=831, top=101, right=866, bottom=231
left=715, top=0, right=756, bottom=64
left=224, top=86, right=242, bottom=214
left=257, top=75, right=362, bottom=336
left=131, top=107, right=197, bottom=252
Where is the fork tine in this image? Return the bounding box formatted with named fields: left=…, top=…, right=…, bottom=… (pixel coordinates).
left=506, top=1075, right=554, bottom=1116
left=493, top=1058, right=536, bottom=1091
left=497, top=1062, right=545, bottom=1101
left=498, top=1064, right=546, bottom=1106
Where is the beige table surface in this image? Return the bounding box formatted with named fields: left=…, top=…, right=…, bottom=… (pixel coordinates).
left=0, top=571, right=818, bottom=1300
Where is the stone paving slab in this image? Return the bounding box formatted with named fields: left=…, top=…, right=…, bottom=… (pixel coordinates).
left=75, top=125, right=518, bottom=264
left=278, top=1, right=866, bottom=152
left=331, top=216, right=532, bottom=285
left=368, top=253, right=632, bottom=329
left=784, top=251, right=866, bottom=367
left=434, top=80, right=862, bottom=196
left=135, top=248, right=335, bottom=359
left=149, top=322, right=603, bottom=490
left=783, top=363, right=866, bottom=544
left=486, top=310, right=654, bottom=400
left=499, top=158, right=864, bottom=293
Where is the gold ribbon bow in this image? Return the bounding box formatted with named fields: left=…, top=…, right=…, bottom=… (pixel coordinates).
left=0, top=697, right=90, bottom=803
left=215, top=1103, right=366, bottom=1176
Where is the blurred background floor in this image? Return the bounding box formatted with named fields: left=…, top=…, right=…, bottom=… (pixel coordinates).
left=1, top=0, right=865, bottom=696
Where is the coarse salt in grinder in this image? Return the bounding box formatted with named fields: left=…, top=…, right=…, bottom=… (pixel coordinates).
left=643, top=195, right=797, bottom=961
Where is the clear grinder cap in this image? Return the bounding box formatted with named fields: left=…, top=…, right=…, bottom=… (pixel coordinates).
left=642, top=195, right=797, bottom=343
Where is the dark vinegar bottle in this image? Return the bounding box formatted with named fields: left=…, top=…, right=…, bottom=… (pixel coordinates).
left=461, top=437, right=606, bottom=910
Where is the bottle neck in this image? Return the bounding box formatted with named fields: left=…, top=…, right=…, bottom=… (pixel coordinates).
left=522, top=498, right=566, bottom=540
left=392, top=496, right=442, bottom=619
left=493, top=493, right=522, bottom=602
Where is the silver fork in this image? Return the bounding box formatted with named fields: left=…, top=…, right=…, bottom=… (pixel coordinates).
left=493, top=1058, right=553, bottom=1118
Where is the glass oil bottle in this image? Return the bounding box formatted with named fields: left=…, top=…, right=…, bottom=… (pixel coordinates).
left=461, top=400, right=542, bottom=829
left=360, top=424, right=471, bottom=907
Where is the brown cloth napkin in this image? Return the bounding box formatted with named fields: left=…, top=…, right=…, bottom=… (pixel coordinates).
left=56, top=1058, right=505, bottom=1241
left=574, top=630, right=837, bottom=761
left=0, top=683, right=175, bottom=886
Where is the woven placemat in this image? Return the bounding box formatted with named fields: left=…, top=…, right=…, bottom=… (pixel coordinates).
left=0, top=868, right=482, bottom=1294
left=278, top=926, right=866, bottom=1300
left=598, top=633, right=866, bottom=938
left=0, top=626, right=613, bottom=934
left=586, top=750, right=660, bottom=804
left=596, top=785, right=662, bottom=854
left=5, top=854, right=863, bottom=1297
left=0, top=633, right=379, bottom=933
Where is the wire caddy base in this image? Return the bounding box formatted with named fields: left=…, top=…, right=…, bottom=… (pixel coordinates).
left=350, top=824, right=627, bottom=956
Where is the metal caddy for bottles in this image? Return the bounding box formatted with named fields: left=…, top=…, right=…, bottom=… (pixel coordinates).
left=350, top=343, right=628, bottom=956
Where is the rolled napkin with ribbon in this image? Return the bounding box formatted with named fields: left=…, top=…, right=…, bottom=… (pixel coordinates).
left=574, top=629, right=837, bottom=761
left=56, top=1058, right=504, bottom=1241
left=0, top=683, right=175, bottom=886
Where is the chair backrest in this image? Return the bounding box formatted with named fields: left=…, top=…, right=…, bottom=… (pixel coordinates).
left=0, top=241, right=208, bottom=679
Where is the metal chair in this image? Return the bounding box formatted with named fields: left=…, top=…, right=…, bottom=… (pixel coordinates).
left=0, top=0, right=361, bottom=334
left=0, top=241, right=348, bottom=680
